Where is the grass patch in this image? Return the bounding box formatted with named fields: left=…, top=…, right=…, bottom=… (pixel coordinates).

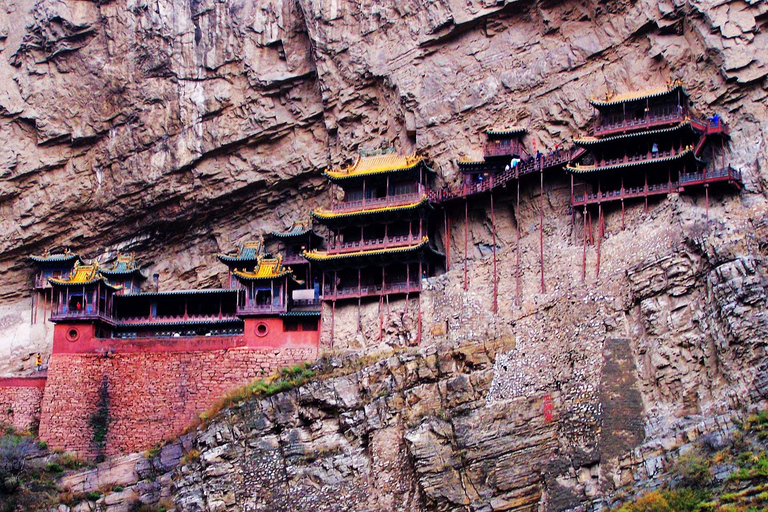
left=187, top=362, right=317, bottom=432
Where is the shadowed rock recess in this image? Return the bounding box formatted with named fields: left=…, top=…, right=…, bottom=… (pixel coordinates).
left=2, top=0, right=768, bottom=509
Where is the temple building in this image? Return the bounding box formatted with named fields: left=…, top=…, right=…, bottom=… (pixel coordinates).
left=458, top=127, right=528, bottom=186
left=567, top=82, right=741, bottom=213
left=100, top=254, right=146, bottom=294
left=30, top=249, right=83, bottom=324
left=304, top=152, right=444, bottom=338
left=268, top=222, right=323, bottom=293
left=217, top=239, right=265, bottom=289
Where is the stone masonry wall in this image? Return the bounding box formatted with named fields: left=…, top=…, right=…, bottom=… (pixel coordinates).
left=39, top=347, right=316, bottom=458
left=0, top=379, right=45, bottom=432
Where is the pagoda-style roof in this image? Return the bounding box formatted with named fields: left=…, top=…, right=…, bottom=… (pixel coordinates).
left=574, top=122, right=697, bottom=147
left=303, top=237, right=444, bottom=263
left=311, top=195, right=430, bottom=221
left=566, top=147, right=698, bottom=174
left=269, top=223, right=321, bottom=240
left=119, top=289, right=236, bottom=298
left=588, top=82, right=688, bottom=108
left=48, top=261, right=121, bottom=290
left=232, top=254, right=294, bottom=281
left=100, top=254, right=146, bottom=279
left=30, top=249, right=82, bottom=265
left=217, top=239, right=264, bottom=265
left=486, top=126, right=526, bottom=137
left=324, top=153, right=426, bottom=181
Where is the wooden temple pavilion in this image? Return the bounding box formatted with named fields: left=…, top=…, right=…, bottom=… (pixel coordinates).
left=99, top=254, right=145, bottom=294
left=231, top=252, right=298, bottom=315
left=30, top=249, right=83, bottom=324
left=268, top=222, right=323, bottom=293
left=216, top=239, right=265, bottom=289
left=567, top=82, right=742, bottom=279
left=305, top=152, right=444, bottom=342
left=48, top=261, right=121, bottom=339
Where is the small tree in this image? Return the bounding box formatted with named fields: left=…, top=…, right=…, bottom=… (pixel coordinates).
left=0, top=434, right=35, bottom=492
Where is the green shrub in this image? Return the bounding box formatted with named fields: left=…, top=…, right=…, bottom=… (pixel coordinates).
left=86, top=490, right=101, bottom=501
left=673, top=452, right=712, bottom=488
left=615, top=491, right=671, bottom=512
left=46, top=462, right=63, bottom=474
left=662, top=488, right=710, bottom=512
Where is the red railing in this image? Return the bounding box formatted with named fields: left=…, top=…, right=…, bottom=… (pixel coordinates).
left=237, top=303, right=288, bottom=314
left=572, top=167, right=742, bottom=206
left=323, top=281, right=421, bottom=300
left=117, top=314, right=239, bottom=324
left=332, top=191, right=423, bottom=213
left=328, top=233, right=422, bottom=254
left=595, top=108, right=686, bottom=136
left=428, top=149, right=575, bottom=204
left=484, top=141, right=523, bottom=158
left=577, top=148, right=683, bottom=172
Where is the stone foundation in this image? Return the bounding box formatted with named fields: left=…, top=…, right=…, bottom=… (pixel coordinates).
left=39, top=346, right=316, bottom=458
left=0, top=376, right=46, bottom=432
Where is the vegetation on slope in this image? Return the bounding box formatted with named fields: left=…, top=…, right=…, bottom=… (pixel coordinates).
left=614, top=411, right=768, bottom=512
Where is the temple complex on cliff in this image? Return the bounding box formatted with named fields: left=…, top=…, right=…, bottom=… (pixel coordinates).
left=567, top=82, right=741, bottom=215
left=6, top=80, right=746, bottom=460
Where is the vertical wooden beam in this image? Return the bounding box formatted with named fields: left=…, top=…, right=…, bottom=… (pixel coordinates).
left=582, top=205, right=587, bottom=282
left=540, top=170, right=545, bottom=294
left=596, top=204, right=603, bottom=281
left=417, top=260, right=422, bottom=344
left=490, top=186, right=498, bottom=315
left=516, top=180, right=521, bottom=305
left=644, top=171, right=649, bottom=214
left=444, top=208, right=450, bottom=271
left=464, top=199, right=469, bottom=291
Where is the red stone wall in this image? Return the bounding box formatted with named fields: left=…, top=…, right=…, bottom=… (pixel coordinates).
left=39, top=346, right=316, bottom=458
left=0, top=377, right=46, bottom=432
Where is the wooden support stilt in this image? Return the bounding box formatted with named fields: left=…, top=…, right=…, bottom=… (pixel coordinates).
left=582, top=205, right=587, bottom=282
left=540, top=170, right=545, bottom=294
left=705, top=184, right=710, bottom=218
left=331, top=300, right=336, bottom=350
left=516, top=180, right=521, bottom=305
left=464, top=199, right=469, bottom=291
left=444, top=209, right=450, bottom=271
left=596, top=204, right=603, bottom=281
left=357, top=268, right=362, bottom=333
left=588, top=210, right=594, bottom=246
left=417, top=260, right=423, bottom=344
left=490, top=186, right=498, bottom=314
left=644, top=171, right=649, bottom=214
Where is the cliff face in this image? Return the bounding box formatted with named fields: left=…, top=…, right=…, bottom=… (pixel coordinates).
left=2, top=0, right=768, bottom=508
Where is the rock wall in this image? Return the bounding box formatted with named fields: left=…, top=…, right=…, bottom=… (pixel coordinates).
left=2, top=0, right=768, bottom=372
left=39, top=346, right=315, bottom=458
left=0, top=376, right=45, bottom=431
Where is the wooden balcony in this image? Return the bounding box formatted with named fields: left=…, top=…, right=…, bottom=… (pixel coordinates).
left=428, top=150, right=574, bottom=204
left=594, top=108, right=686, bottom=136
left=328, top=233, right=422, bottom=255
left=50, top=307, right=113, bottom=324
left=117, top=314, right=240, bottom=325
left=333, top=191, right=423, bottom=214
left=237, top=303, right=288, bottom=315
left=484, top=141, right=522, bottom=158
left=323, top=281, right=421, bottom=300
left=572, top=167, right=742, bottom=207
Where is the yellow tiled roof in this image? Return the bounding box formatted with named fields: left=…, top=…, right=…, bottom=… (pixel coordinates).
left=302, top=237, right=431, bottom=261
left=232, top=254, right=292, bottom=280
left=325, top=154, right=423, bottom=179
left=589, top=82, right=685, bottom=107
left=311, top=196, right=428, bottom=220
left=49, top=262, right=99, bottom=284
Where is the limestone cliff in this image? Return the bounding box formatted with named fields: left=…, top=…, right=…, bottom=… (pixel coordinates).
left=2, top=0, right=768, bottom=509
